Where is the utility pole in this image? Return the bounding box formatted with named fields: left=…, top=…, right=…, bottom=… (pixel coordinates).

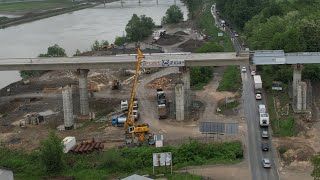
left=138, top=0, right=141, bottom=6
left=174, top=0, right=176, bottom=5
left=120, top=0, right=124, bottom=7
left=103, top=0, right=105, bottom=7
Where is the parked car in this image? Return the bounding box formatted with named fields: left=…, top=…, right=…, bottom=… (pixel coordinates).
left=262, top=130, right=269, bottom=138
left=241, top=67, right=246, bottom=73
left=261, top=143, right=269, bottom=151
left=262, top=158, right=271, bottom=168
left=251, top=71, right=256, bottom=76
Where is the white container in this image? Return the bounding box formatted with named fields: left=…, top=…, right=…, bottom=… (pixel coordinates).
left=62, top=136, right=76, bottom=153
left=259, top=104, right=266, bottom=113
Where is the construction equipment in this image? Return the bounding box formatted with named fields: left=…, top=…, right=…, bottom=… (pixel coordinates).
left=124, top=46, right=152, bottom=145
left=112, top=80, right=121, bottom=90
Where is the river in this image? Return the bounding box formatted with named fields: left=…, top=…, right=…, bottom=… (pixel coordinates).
left=0, top=0, right=188, bottom=89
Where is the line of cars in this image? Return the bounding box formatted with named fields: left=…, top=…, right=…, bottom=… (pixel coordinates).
left=242, top=66, right=272, bottom=168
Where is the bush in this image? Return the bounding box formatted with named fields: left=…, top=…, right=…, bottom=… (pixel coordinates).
left=39, top=132, right=65, bottom=174
left=162, top=5, right=184, bottom=24
left=195, top=41, right=224, bottom=53
left=217, top=66, right=241, bottom=92
left=114, top=36, right=127, bottom=46
left=190, top=67, right=213, bottom=89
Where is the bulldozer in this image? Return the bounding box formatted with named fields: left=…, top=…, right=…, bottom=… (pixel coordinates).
left=112, top=80, right=121, bottom=90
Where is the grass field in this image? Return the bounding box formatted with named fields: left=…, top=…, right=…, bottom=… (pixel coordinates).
left=0, top=0, right=75, bottom=11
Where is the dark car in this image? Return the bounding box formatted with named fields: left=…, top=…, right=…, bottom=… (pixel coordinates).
left=261, top=143, right=269, bottom=151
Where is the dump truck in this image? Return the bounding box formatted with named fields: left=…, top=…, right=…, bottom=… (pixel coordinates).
left=157, top=89, right=166, bottom=105
left=158, top=104, right=168, bottom=119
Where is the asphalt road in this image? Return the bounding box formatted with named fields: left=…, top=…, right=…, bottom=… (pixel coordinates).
left=241, top=67, right=279, bottom=180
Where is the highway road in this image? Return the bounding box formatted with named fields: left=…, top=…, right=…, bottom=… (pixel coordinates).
left=242, top=68, right=279, bottom=180
left=211, top=3, right=279, bottom=180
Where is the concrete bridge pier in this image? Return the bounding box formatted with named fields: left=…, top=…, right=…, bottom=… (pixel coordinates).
left=62, top=85, right=74, bottom=129
left=181, top=67, right=191, bottom=110
left=175, top=82, right=184, bottom=121
left=292, top=64, right=303, bottom=99
left=79, top=69, right=89, bottom=116
left=297, top=82, right=307, bottom=111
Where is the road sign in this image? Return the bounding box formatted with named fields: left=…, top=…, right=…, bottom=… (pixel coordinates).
left=153, top=152, right=172, bottom=175
left=142, top=59, right=185, bottom=67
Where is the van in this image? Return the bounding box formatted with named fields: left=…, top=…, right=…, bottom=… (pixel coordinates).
left=259, top=104, right=266, bottom=113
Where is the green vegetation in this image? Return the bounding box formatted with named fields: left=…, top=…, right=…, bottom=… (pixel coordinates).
left=125, top=14, right=155, bottom=42
left=91, top=40, right=109, bottom=51
left=195, top=41, right=224, bottom=53
left=0, top=140, right=243, bottom=179
left=0, top=0, right=75, bottom=11
left=266, top=91, right=298, bottom=137
left=20, top=44, right=66, bottom=78
left=218, top=101, right=240, bottom=114
left=162, top=5, right=184, bottom=24
left=39, top=132, right=65, bottom=174
left=166, top=173, right=202, bottom=180
left=114, top=36, right=127, bottom=46
left=217, top=66, right=241, bottom=92
left=312, top=154, right=320, bottom=179
left=190, top=67, right=213, bottom=90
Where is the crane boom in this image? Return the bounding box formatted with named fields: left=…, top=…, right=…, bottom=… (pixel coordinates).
left=124, top=47, right=144, bottom=129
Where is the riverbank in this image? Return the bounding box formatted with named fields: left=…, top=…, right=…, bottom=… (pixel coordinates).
left=0, top=0, right=119, bottom=28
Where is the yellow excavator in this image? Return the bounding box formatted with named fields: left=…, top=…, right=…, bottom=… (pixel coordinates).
left=124, top=46, right=153, bottom=145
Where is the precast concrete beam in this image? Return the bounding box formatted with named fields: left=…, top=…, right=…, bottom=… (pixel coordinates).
left=79, top=69, right=89, bottom=116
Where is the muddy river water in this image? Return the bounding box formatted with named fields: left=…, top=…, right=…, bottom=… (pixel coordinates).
left=0, top=0, right=188, bottom=89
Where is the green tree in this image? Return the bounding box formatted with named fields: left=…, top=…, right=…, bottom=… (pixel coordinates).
left=74, top=49, right=81, bottom=56
left=125, top=14, right=155, bottom=42
left=162, top=5, right=184, bottom=24
left=91, top=40, right=101, bottom=51
left=101, top=40, right=109, bottom=47
left=39, top=132, right=64, bottom=174
left=114, top=36, right=127, bottom=46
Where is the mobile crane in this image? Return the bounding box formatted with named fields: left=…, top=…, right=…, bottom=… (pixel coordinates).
left=124, top=46, right=153, bottom=145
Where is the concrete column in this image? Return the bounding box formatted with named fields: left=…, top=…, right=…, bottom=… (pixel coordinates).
left=79, top=69, right=89, bottom=116
left=62, top=85, right=74, bottom=130
left=293, top=64, right=303, bottom=99
left=175, top=82, right=184, bottom=121
left=297, top=82, right=307, bottom=111
left=181, top=67, right=191, bottom=110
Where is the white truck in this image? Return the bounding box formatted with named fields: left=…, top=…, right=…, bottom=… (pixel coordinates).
left=253, top=75, right=262, bottom=99
left=260, top=113, right=269, bottom=126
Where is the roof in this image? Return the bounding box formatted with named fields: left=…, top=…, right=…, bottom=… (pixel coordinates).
left=121, top=174, right=153, bottom=180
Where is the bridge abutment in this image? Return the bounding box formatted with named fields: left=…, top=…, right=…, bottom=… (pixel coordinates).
left=79, top=69, right=89, bottom=116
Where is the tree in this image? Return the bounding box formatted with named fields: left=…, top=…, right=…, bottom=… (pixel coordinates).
left=162, top=5, right=184, bottom=24
left=39, top=132, right=64, bottom=174
left=312, top=154, right=320, bottom=180
left=74, top=49, right=81, bottom=56
left=39, top=44, right=66, bottom=57
left=125, top=14, right=155, bottom=42
left=114, top=36, right=127, bottom=46
left=91, top=40, right=101, bottom=51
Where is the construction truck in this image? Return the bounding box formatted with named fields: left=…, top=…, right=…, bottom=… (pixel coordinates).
left=156, top=89, right=167, bottom=119
left=112, top=80, right=121, bottom=90
left=123, top=46, right=153, bottom=145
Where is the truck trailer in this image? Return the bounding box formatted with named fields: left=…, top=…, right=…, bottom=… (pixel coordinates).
left=158, top=104, right=168, bottom=119
left=260, top=113, right=269, bottom=126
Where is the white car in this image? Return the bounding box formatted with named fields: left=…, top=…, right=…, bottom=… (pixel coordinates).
left=234, top=33, right=239, bottom=37
left=262, top=158, right=271, bottom=168
left=241, top=67, right=246, bottom=73
left=262, top=130, right=269, bottom=138
left=251, top=71, right=256, bottom=76
left=256, top=94, right=262, bottom=100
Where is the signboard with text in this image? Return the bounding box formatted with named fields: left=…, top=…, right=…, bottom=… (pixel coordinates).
left=142, top=59, right=185, bottom=67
